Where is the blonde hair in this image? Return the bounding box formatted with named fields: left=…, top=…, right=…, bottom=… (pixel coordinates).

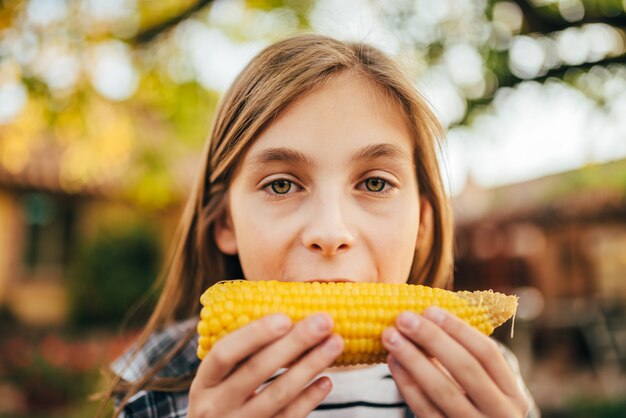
left=98, top=34, right=453, bottom=415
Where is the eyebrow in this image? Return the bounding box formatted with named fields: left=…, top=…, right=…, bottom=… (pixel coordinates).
left=251, top=146, right=314, bottom=166
left=249, top=143, right=411, bottom=167
left=349, top=143, right=411, bottom=164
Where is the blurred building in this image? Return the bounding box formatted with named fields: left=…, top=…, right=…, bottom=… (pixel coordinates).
left=453, top=158, right=626, bottom=404
left=0, top=141, right=182, bottom=328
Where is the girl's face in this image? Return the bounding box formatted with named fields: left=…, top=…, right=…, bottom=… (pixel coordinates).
left=215, top=72, right=429, bottom=284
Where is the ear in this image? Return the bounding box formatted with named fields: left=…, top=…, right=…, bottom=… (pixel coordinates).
left=213, top=208, right=238, bottom=255
left=417, top=197, right=434, bottom=249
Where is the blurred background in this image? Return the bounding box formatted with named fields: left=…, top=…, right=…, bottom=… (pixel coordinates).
left=0, top=0, right=625, bottom=416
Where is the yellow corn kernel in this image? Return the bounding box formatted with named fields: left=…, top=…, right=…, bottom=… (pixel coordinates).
left=197, top=280, right=518, bottom=367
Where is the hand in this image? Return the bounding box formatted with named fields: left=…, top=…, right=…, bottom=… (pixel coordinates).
left=381, top=307, right=529, bottom=418
left=189, top=313, right=344, bottom=418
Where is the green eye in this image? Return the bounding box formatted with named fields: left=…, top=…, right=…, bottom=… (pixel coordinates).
left=365, top=178, right=386, bottom=192
left=270, top=179, right=292, bottom=194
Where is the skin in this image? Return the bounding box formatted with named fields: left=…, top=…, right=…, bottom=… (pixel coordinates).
left=188, top=72, right=529, bottom=417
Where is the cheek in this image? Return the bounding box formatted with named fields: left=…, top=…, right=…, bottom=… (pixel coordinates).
left=390, top=223, right=419, bottom=268
left=372, top=199, right=420, bottom=281
left=230, top=199, right=296, bottom=280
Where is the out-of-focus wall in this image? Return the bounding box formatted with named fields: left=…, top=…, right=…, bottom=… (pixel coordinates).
left=0, top=184, right=182, bottom=328
left=0, top=191, right=23, bottom=304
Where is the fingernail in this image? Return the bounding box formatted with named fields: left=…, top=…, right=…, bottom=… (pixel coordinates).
left=397, top=312, right=420, bottom=331
left=425, top=307, right=447, bottom=324
left=269, top=314, right=291, bottom=332
left=317, top=377, right=331, bottom=390
left=384, top=328, right=402, bottom=347
left=310, top=314, right=331, bottom=334
left=323, top=335, right=342, bottom=354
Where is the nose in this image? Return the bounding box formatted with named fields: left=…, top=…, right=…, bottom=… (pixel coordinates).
left=301, top=194, right=355, bottom=256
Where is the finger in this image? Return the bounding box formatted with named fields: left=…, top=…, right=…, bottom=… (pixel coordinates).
left=274, top=377, right=333, bottom=418
left=382, top=327, right=481, bottom=418
left=395, top=310, right=512, bottom=417
left=193, top=313, right=292, bottom=389
left=224, top=313, right=334, bottom=402
left=244, top=334, right=343, bottom=416
left=387, top=354, right=444, bottom=418
left=423, top=306, right=521, bottom=397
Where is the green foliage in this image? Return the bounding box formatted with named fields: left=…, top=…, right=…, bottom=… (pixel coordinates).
left=134, top=73, right=219, bottom=148
left=1, top=334, right=96, bottom=412
left=0, top=328, right=136, bottom=415
left=548, top=160, right=626, bottom=200
left=245, top=0, right=314, bottom=27
left=67, top=225, right=161, bottom=327
left=567, top=397, right=626, bottom=418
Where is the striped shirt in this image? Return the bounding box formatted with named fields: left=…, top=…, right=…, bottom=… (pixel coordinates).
left=112, top=318, right=540, bottom=417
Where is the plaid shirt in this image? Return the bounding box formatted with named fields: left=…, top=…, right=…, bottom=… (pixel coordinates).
left=112, top=318, right=540, bottom=418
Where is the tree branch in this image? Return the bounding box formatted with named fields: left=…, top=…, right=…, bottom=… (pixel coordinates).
left=510, top=0, right=626, bottom=34
left=502, top=53, right=626, bottom=89
left=459, top=53, right=626, bottom=126
left=133, top=0, right=216, bottom=44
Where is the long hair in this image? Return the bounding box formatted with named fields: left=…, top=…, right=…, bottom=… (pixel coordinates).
left=98, top=33, right=453, bottom=415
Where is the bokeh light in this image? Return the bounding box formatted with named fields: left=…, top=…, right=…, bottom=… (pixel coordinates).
left=0, top=81, right=28, bottom=124
left=89, top=41, right=138, bottom=101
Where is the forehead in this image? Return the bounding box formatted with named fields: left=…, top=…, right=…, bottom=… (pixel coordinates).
left=243, top=72, right=414, bottom=164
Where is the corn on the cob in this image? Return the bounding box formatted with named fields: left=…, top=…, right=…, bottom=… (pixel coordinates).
left=197, top=280, right=518, bottom=366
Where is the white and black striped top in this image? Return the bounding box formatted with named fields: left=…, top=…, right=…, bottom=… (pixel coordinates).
left=312, top=364, right=409, bottom=418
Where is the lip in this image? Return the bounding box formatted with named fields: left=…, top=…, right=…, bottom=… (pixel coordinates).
left=303, top=278, right=355, bottom=283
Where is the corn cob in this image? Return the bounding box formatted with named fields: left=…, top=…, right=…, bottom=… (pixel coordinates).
left=197, top=280, right=518, bottom=366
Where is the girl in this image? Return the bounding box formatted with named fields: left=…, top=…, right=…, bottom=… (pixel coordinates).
left=100, top=34, right=538, bottom=417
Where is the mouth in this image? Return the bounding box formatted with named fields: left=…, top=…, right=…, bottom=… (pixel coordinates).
left=303, top=278, right=355, bottom=283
